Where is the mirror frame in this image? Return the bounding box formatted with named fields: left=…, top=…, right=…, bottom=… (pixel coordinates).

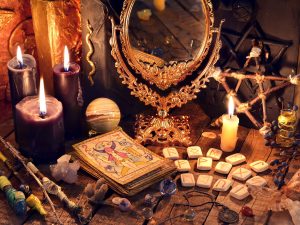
left=120, top=0, right=214, bottom=90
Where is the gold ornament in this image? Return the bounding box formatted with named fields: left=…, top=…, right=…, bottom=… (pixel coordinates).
left=109, top=0, right=223, bottom=146
left=30, top=0, right=81, bottom=94
left=86, top=20, right=96, bottom=86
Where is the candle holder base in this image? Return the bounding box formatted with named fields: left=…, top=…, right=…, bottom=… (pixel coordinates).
left=135, top=114, right=192, bottom=147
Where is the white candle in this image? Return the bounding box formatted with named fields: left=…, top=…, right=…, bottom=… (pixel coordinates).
left=220, top=96, right=239, bottom=152
left=153, top=0, right=166, bottom=11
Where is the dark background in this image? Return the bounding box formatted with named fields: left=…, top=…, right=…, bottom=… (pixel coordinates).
left=81, top=0, right=300, bottom=128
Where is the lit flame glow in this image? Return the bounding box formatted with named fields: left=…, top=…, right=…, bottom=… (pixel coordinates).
left=16, top=46, right=23, bottom=67
left=39, top=78, right=47, bottom=116
left=228, top=96, right=235, bottom=117
left=64, top=45, right=70, bottom=71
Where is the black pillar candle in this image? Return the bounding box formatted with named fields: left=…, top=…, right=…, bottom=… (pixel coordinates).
left=15, top=95, right=64, bottom=163
left=7, top=53, right=37, bottom=107
left=7, top=49, right=37, bottom=143
left=53, top=62, right=83, bottom=139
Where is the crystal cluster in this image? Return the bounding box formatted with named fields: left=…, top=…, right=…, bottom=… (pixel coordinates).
left=84, top=178, right=108, bottom=204
left=50, top=154, right=80, bottom=184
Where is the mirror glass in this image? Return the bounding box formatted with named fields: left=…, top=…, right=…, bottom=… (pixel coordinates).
left=128, top=0, right=207, bottom=65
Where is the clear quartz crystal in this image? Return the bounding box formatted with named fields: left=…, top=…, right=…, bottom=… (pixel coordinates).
left=50, top=154, right=80, bottom=184
left=159, top=179, right=177, bottom=196
left=142, top=207, right=154, bottom=220
left=184, top=208, right=196, bottom=221
left=144, top=194, right=156, bottom=206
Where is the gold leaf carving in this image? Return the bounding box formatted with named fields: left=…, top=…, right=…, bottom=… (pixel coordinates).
left=110, top=16, right=223, bottom=113
left=119, top=0, right=214, bottom=90
left=0, top=9, right=14, bottom=30
left=86, top=20, right=95, bottom=86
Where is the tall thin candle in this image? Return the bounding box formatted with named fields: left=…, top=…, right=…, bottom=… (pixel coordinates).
left=53, top=46, right=82, bottom=139
left=7, top=46, right=37, bottom=106
left=7, top=46, right=37, bottom=143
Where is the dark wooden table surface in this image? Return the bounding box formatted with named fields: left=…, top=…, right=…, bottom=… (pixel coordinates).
left=0, top=101, right=297, bottom=225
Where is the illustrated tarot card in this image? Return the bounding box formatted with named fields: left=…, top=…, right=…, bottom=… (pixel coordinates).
left=73, top=128, right=165, bottom=185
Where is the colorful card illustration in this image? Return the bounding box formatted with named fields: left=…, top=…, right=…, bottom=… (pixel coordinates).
left=73, top=128, right=164, bottom=185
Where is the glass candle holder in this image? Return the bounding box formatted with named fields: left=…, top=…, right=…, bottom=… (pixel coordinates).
left=276, top=109, right=297, bottom=147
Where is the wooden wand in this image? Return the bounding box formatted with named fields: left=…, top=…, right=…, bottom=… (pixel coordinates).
left=0, top=173, right=27, bottom=217
left=0, top=136, right=62, bottom=224
left=0, top=136, right=83, bottom=223
left=0, top=150, right=46, bottom=216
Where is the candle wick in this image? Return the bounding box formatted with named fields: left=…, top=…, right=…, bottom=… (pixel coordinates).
left=18, top=60, right=23, bottom=69
left=39, top=112, right=46, bottom=119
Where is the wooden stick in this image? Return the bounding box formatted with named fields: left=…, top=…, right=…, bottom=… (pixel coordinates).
left=220, top=78, right=262, bottom=128
left=0, top=137, right=62, bottom=224
left=249, top=82, right=291, bottom=106
left=221, top=72, right=290, bottom=82
left=215, top=69, right=295, bottom=128
left=0, top=150, right=47, bottom=216
left=235, top=79, right=242, bottom=93
left=258, top=82, right=267, bottom=123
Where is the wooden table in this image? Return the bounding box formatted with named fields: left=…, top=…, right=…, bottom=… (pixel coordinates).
left=0, top=101, right=297, bottom=225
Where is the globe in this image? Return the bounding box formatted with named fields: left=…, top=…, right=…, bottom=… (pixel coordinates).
left=86, top=98, right=121, bottom=133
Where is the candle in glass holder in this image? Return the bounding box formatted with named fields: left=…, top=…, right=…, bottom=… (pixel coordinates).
left=15, top=78, right=64, bottom=163
left=220, top=96, right=239, bottom=152
left=53, top=46, right=82, bottom=139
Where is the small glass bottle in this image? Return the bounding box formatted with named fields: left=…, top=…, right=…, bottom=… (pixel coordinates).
left=276, top=109, right=297, bottom=147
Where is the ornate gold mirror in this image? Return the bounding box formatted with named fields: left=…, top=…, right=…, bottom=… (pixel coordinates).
left=121, top=0, right=213, bottom=90
left=110, top=0, right=224, bottom=146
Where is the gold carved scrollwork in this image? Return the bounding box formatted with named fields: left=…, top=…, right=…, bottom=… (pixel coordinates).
left=110, top=0, right=223, bottom=145
left=86, top=20, right=96, bottom=86
left=119, top=0, right=215, bottom=90
left=110, top=17, right=223, bottom=114
left=0, top=9, right=14, bottom=30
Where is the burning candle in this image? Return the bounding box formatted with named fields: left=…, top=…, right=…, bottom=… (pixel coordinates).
left=153, top=0, right=166, bottom=11
left=7, top=46, right=37, bottom=110
left=15, top=78, right=64, bottom=163
left=220, top=96, right=239, bottom=152
left=53, top=46, right=83, bottom=139
left=7, top=47, right=37, bottom=143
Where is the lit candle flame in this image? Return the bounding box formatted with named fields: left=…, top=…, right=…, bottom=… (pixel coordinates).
left=16, top=46, right=23, bottom=67
left=228, top=96, right=235, bottom=117
left=64, top=45, right=70, bottom=72
left=39, top=78, right=47, bottom=117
